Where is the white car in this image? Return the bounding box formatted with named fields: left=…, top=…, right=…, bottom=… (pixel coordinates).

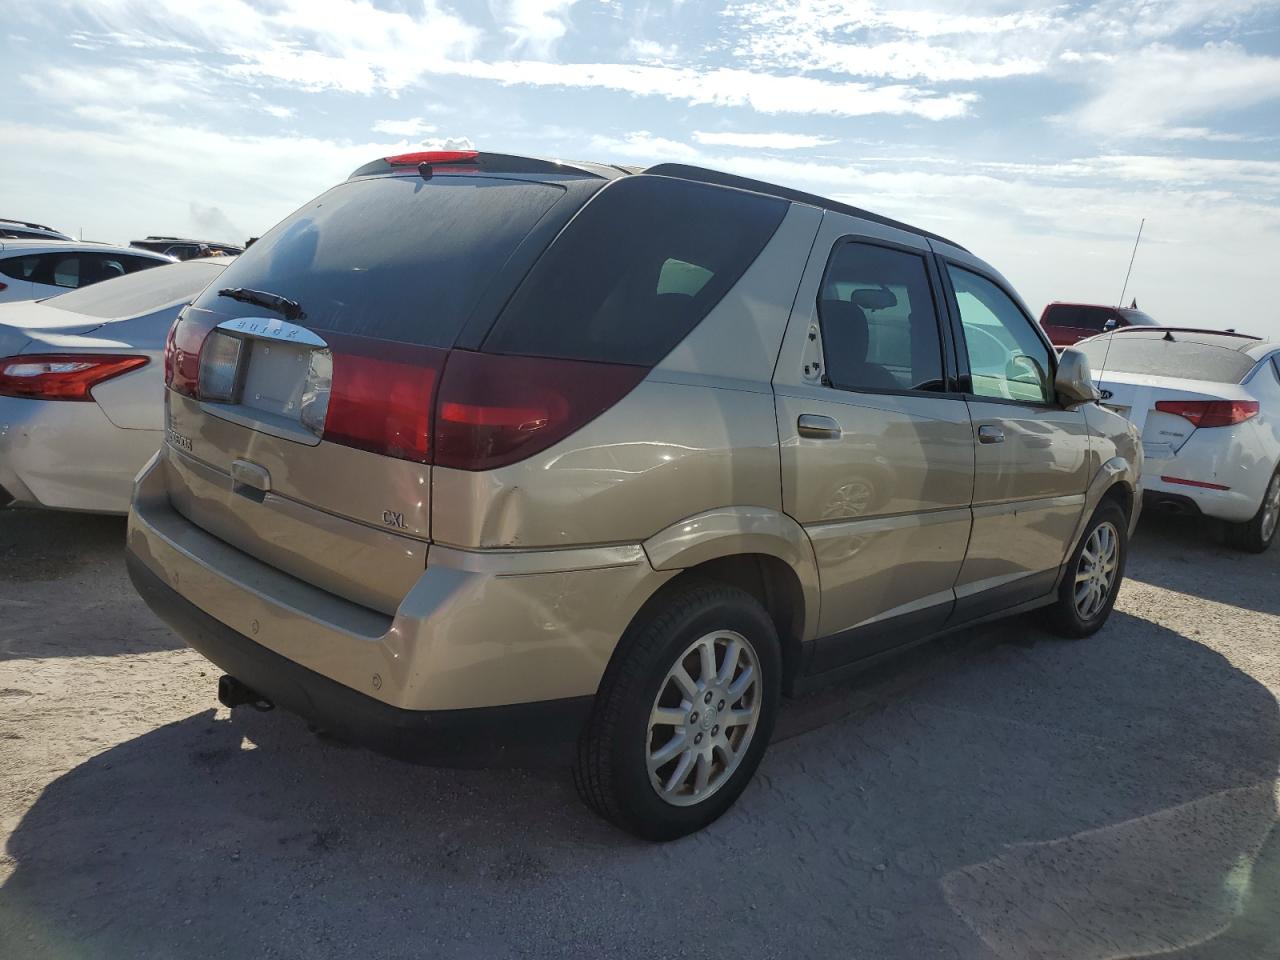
left=1077, top=327, right=1280, bottom=552
left=0, top=240, right=173, bottom=304
left=0, top=257, right=231, bottom=513
left=0, top=218, right=73, bottom=241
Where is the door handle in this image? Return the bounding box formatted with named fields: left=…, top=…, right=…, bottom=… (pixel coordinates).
left=798, top=414, right=841, bottom=440
left=977, top=424, right=1005, bottom=444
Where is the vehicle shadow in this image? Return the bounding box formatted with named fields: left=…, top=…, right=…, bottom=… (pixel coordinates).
left=1128, top=509, right=1280, bottom=617
left=0, top=509, right=183, bottom=660
left=3, top=609, right=1276, bottom=959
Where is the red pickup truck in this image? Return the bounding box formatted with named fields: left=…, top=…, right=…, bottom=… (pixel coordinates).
left=1039, top=302, right=1159, bottom=347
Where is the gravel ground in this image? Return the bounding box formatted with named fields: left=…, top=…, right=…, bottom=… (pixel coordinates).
left=1, top=506, right=1278, bottom=960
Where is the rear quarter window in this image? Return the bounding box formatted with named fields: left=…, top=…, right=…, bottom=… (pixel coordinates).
left=0, top=255, right=39, bottom=280
left=1079, top=336, right=1257, bottom=383
left=482, top=175, right=788, bottom=365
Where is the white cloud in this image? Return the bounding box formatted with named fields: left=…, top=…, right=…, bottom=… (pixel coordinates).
left=499, top=0, right=582, bottom=58
left=261, top=104, right=295, bottom=120
left=449, top=60, right=976, bottom=120
left=418, top=136, right=477, bottom=151
left=58, top=0, right=481, bottom=95
left=1070, top=42, right=1280, bottom=139
left=372, top=118, right=437, bottom=137
left=692, top=131, right=837, bottom=149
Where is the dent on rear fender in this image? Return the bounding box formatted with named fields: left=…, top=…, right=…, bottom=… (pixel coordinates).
left=642, top=506, right=823, bottom=643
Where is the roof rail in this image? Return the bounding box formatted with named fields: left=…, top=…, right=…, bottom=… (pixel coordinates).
left=643, top=163, right=969, bottom=252
left=1110, top=326, right=1261, bottom=340
left=1, top=218, right=58, bottom=232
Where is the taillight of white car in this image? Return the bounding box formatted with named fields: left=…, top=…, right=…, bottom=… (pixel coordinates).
left=0, top=354, right=149, bottom=401
left=1153, top=399, right=1259, bottom=428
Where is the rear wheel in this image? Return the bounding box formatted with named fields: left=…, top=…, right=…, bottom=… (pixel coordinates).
left=1227, top=468, right=1280, bottom=554
left=1044, top=499, right=1128, bottom=638
left=573, top=583, right=781, bottom=841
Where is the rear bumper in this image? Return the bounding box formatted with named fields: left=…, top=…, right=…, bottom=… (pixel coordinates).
left=126, top=449, right=672, bottom=753
left=0, top=394, right=158, bottom=513
left=1142, top=466, right=1263, bottom=523
left=127, top=552, right=590, bottom=766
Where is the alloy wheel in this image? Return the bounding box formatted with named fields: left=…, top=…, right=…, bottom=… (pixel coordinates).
left=1074, top=520, right=1120, bottom=620
left=1261, top=474, right=1280, bottom=543
left=646, top=630, right=762, bottom=807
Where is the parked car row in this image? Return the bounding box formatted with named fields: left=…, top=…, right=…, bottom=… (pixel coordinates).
left=0, top=153, right=1272, bottom=841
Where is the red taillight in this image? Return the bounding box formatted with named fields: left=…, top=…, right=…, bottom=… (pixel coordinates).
left=0, top=282, right=7, bottom=292
left=0, top=353, right=148, bottom=401
left=434, top=351, right=647, bottom=471
left=320, top=335, right=446, bottom=464
left=385, top=150, right=478, bottom=166
left=1154, top=399, right=1259, bottom=428
left=164, top=313, right=217, bottom=397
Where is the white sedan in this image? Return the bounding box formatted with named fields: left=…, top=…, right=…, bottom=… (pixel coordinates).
left=0, top=240, right=173, bottom=304
left=0, top=257, right=230, bottom=513
left=1076, top=327, right=1280, bottom=552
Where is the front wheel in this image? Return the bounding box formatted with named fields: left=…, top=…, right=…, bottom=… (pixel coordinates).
left=1227, top=468, right=1280, bottom=554
left=1044, top=499, right=1128, bottom=638
left=573, top=583, right=781, bottom=841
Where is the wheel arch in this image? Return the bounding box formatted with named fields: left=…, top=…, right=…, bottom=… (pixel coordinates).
left=638, top=507, right=821, bottom=692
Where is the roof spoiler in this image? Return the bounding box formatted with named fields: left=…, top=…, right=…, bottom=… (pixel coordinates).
left=1110, top=326, right=1261, bottom=341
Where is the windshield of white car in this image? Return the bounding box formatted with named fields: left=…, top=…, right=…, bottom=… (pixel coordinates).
left=1079, top=334, right=1258, bottom=383
left=46, top=259, right=228, bottom=319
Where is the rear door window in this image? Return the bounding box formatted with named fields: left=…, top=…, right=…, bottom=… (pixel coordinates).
left=817, top=241, right=945, bottom=393
left=51, top=255, right=81, bottom=288
left=189, top=175, right=565, bottom=348
left=483, top=175, right=788, bottom=364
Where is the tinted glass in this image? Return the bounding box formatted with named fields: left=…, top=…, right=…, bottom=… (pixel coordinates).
left=52, top=256, right=80, bottom=288
left=1117, top=309, right=1158, bottom=326
left=190, top=175, right=563, bottom=347
left=950, top=265, right=1053, bottom=404
left=1077, top=335, right=1257, bottom=384
left=49, top=260, right=227, bottom=318
left=484, top=175, right=787, bottom=364
left=0, top=255, right=39, bottom=280
left=818, top=242, right=944, bottom=392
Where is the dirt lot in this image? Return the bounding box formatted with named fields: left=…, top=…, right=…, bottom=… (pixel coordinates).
left=1, top=507, right=1278, bottom=960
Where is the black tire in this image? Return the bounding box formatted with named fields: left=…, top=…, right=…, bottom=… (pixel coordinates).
left=1043, top=498, right=1128, bottom=638
left=1226, top=467, right=1280, bottom=554
left=573, top=582, right=781, bottom=841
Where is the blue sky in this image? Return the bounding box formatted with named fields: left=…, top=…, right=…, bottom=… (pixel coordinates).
left=3, top=0, right=1279, bottom=330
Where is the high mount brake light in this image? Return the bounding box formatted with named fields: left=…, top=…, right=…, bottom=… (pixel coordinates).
left=384, top=150, right=479, bottom=167
left=0, top=353, right=148, bottom=400
left=1154, top=399, right=1259, bottom=428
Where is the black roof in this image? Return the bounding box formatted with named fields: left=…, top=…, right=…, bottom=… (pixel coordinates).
left=644, top=164, right=968, bottom=252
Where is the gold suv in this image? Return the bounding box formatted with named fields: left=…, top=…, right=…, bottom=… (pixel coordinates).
left=126, top=152, right=1141, bottom=840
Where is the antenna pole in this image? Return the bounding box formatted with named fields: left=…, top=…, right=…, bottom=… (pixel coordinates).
left=1117, top=218, right=1144, bottom=307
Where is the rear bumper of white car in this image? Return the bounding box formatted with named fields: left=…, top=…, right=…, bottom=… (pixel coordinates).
left=0, top=394, right=160, bottom=513
left=1141, top=423, right=1272, bottom=523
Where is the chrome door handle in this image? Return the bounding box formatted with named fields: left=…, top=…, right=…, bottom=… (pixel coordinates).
left=978, top=424, right=1005, bottom=444
left=798, top=414, right=841, bottom=440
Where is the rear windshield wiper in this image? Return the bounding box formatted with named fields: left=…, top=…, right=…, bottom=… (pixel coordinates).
left=218, top=287, right=306, bottom=322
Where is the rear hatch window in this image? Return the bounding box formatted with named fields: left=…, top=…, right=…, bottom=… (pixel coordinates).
left=1078, top=335, right=1256, bottom=384
left=190, top=175, right=564, bottom=346
left=48, top=259, right=227, bottom=319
